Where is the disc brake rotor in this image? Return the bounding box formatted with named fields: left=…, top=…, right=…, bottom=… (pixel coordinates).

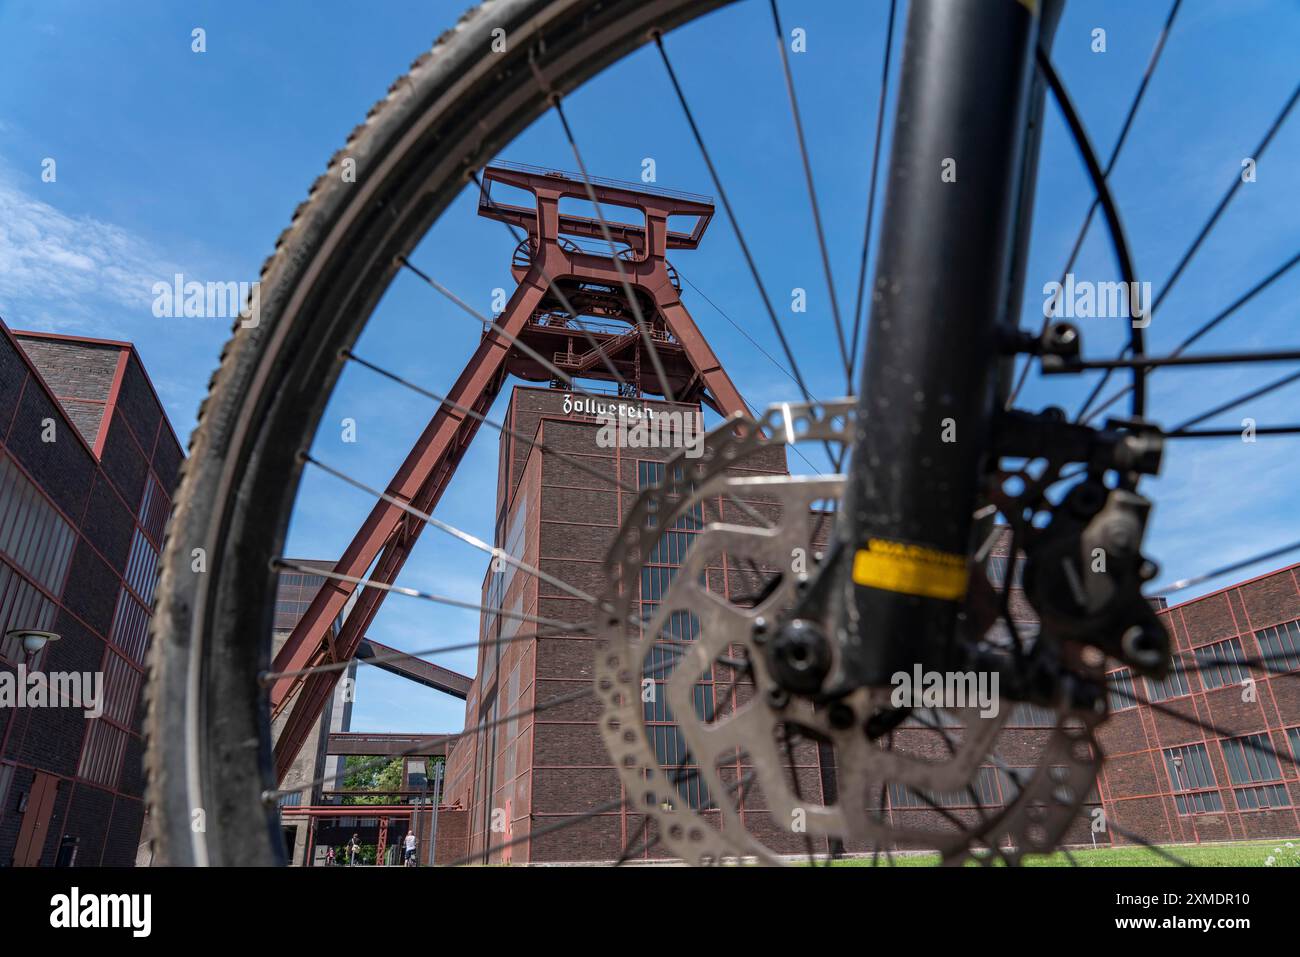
left=593, top=400, right=1101, bottom=865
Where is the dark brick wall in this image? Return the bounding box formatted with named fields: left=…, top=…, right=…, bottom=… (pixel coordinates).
left=114, top=355, right=163, bottom=455
left=432, top=808, right=469, bottom=865
left=0, top=326, right=183, bottom=867
left=61, top=783, right=114, bottom=865
left=102, top=797, right=144, bottom=866
left=0, top=336, right=29, bottom=431
left=61, top=541, right=119, bottom=640
left=98, top=415, right=149, bottom=511
left=80, top=476, right=135, bottom=571
left=4, top=380, right=96, bottom=520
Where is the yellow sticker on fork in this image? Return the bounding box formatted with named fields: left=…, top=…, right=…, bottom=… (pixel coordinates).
left=852, top=539, right=968, bottom=602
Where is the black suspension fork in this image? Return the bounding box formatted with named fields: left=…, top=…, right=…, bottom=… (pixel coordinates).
left=832, top=0, right=1062, bottom=689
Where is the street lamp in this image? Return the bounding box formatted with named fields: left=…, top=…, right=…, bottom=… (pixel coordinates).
left=5, top=629, right=60, bottom=662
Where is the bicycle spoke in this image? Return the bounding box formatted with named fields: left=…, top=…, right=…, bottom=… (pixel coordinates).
left=1035, top=46, right=1147, bottom=420
left=768, top=0, right=851, bottom=389
left=848, top=0, right=899, bottom=390
left=301, top=451, right=601, bottom=607
left=670, top=275, right=838, bottom=474
left=344, top=349, right=644, bottom=495
left=1165, top=425, right=1300, bottom=438
left=1153, top=538, right=1300, bottom=596
left=1064, top=347, right=1300, bottom=372
left=1083, top=251, right=1300, bottom=421
left=552, top=101, right=677, bottom=404
left=1173, top=368, right=1300, bottom=432
left=348, top=347, right=776, bottom=533
left=1111, top=649, right=1298, bottom=677
left=268, top=556, right=582, bottom=635
left=443, top=796, right=629, bottom=868
left=260, top=625, right=565, bottom=684
left=679, top=271, right=811, bottom=400
left=1076, top=81, right=1300, bottom=422
left=654, top=34, right=815, bottom=410
left=397, top=255, right=631, bottom=412
left=1007, top=0, right=1182, bottom=408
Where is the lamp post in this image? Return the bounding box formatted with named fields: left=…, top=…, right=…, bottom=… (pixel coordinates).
left=5, top=629, right=60, bottom=666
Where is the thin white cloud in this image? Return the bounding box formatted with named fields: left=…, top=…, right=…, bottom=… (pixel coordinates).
left=0, top=174, right=186, bottom=327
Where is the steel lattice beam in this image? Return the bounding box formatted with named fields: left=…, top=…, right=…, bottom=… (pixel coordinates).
left=271, top=163, right=745, bottom=781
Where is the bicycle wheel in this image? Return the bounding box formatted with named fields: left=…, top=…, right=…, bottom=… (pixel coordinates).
left=145, top=0, right=1300, bottom=867
left=144, top=0, right=741, bottom=866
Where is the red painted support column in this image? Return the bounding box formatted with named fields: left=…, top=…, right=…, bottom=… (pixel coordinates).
left=271, top=163, right=747, bottom=781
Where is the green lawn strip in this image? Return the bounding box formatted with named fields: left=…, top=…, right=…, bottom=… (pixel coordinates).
left=824, top=839, right=1298, bottom=867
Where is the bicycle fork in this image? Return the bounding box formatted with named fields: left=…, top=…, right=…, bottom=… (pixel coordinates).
left=765, top=0, right=1064, bottom=695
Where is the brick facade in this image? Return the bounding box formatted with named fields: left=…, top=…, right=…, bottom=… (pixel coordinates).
left=442, top=386, right=1300, bottom=862
left=1097, top=565, right=1300, bottom=846
left=0, top=323, right=183, bottom=867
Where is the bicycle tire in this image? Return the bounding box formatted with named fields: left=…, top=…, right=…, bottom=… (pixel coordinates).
left=143, top=0, right=737, bottom=866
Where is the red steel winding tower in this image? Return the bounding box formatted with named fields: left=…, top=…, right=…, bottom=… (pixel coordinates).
left=269, top=162, right=746, bottom=779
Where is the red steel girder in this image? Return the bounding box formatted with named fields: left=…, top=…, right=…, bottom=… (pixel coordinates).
left=270, top=163, right=745, bottom=781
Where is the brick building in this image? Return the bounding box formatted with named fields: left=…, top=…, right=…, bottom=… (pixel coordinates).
left=1098, top=563, right=1300, bottom=845
left=272, top=563, right=472, bottom=866
left=0, top=323, right=183, bottom=866
left=442, top=385, right=836, bottom=863
left=441, top=384, right=1300, bottom=862
left=270, top=560, right=358, bottom=864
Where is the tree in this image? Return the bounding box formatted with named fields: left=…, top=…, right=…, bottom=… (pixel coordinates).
left=340, top=756, right=404, bottom=806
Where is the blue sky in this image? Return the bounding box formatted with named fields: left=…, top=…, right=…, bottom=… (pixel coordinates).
left=1, top=1, right=1297, bottom=736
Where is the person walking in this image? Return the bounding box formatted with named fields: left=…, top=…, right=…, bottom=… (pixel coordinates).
left=348, top=833, right=360, bottom=866
left=403, top=830, right=418, bottom=866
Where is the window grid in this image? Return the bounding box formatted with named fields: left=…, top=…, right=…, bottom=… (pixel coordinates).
left=0, top=560, right=57, bottom=665
left=637, top=460, right=711, bottom=810
left=1008, top=703, right=1056, bottom=727
left=1221, top=733, right=1282, bottom=782
left=101, top=651, right=143, bottom=727
left=0, top=453, right=76, bottom=596
left=1145, top=655, right=1191, bottom=702
left=137, top=475, right=171, bottom=548
left=78, top=720, right=128, bottom=789
left=1108, top=668, right=1137, bottom=711
left=123, top=528, right=160, bottom=604
left=1233, top=783, right=1289, bottom=810
left=984, top=554, right=1025, bottom=589
left=110, top=588, right=151, bottom=664
left=889, top=767, right=1001, bottom=809
left=1163, top=743, right=1224, bottom=815
left=1255, top=619, right=1300, bottom=674
left=1194, top=638, right=1248, bottom=691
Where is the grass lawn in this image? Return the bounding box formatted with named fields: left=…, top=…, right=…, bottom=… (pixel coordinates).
left=829, top=839, right=1299, bottom=867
